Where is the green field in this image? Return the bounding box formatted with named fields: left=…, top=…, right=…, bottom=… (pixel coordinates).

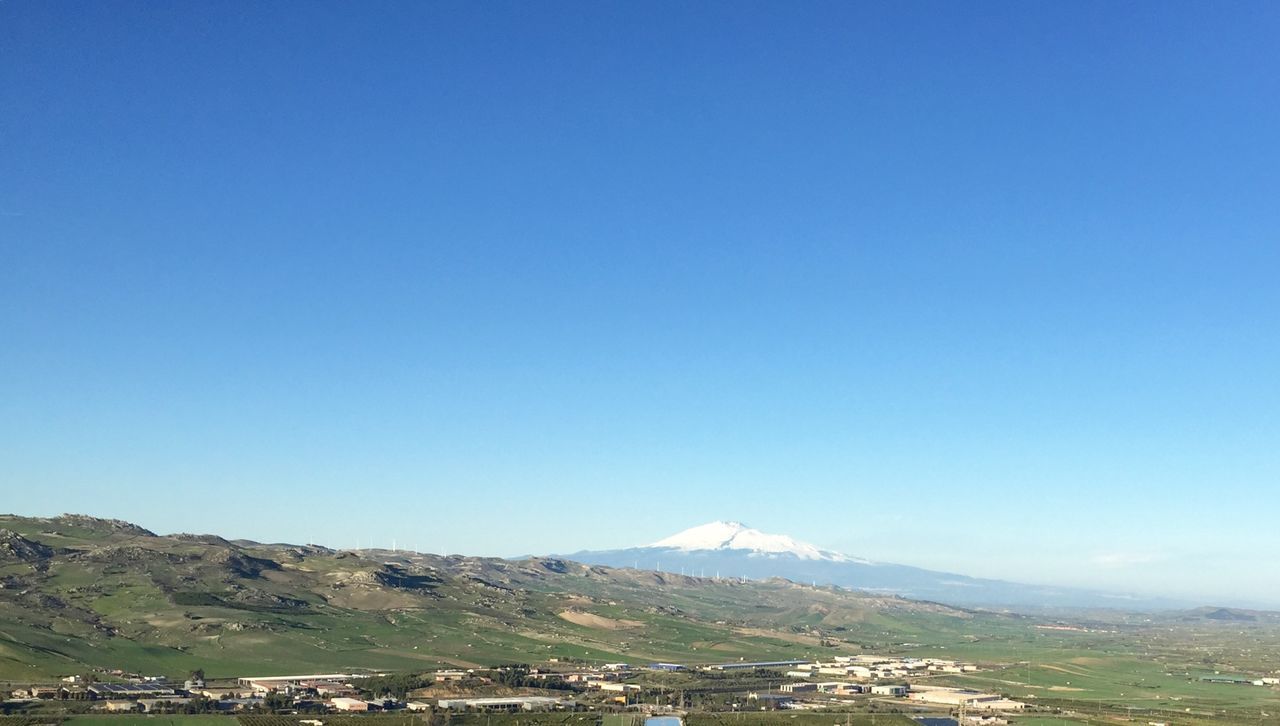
left=0, top=718, right=69, bottom=726
left=686, top=715, right=912, bottom=726
left=65, top=718, right=227, bottom=726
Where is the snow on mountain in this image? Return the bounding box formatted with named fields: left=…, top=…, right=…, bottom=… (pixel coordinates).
left=561, top=520, right=1190, bottom=609
left=647, top=521, right=861, bottom=562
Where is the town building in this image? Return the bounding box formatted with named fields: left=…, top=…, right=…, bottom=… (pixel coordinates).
left=816, top=682, right=864, bottom=694
left=138, top=697, right=193, bottom=712
left=88, top=683, right=177, bottom=699
left=238, top=674, right=364, bottom=692
left=595, top=683, right=641, bottom=693
left=704, top=660, right=811, bottom=671
left=436, top=696, right=567, bottom=712
left=330, top=697, right=369, bottom=712
left=746, top=693, right=795, bottom=708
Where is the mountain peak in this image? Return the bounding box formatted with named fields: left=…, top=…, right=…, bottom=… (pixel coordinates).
left=648, top=521, right=853, bottom=562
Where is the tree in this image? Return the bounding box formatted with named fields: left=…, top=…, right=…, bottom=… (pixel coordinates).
left=264, top=690, right=293, bottom=711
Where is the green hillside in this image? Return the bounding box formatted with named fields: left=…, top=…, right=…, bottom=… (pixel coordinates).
left=4, top=514, right=1280, bottom=725
left=0, top=514, right=967, bottom=680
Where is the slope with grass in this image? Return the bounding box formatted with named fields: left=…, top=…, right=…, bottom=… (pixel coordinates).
left=3, top=514, right=1278, bottom=726
left=0, top=514, right=967, bottom=681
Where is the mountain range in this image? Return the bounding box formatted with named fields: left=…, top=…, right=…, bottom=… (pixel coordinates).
left=0, top=513, right=977, bottom=680
left=2, top=512, right=1273, bottom=685
left=563, top=521, right=1187, bottom=610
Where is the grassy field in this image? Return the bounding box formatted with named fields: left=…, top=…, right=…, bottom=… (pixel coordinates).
left=0, top=718, right=70, bottom=726
left=685, top=714, right=914, bottom=726
left=918, top=647, right=1280, bottom=719
left=65, top=718, right=228, bottom=726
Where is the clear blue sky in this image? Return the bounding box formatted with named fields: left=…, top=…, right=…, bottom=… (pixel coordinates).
left=2, top=2, right=1278, bottom=606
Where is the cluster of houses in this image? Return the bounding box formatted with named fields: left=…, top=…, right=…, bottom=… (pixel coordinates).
left=9, top=674, right=262, bottom=714
left=8, top=673, right=393, bottom=714
left=236, top=672, right=582, bottom=714
left=786, top=654, right=980, bottom=680
left=747, top=683, right=1024, bottom=714
left=1199, top=674, right=1280, bottom=687
left=905, top=685, right=1026, bottom=712
left=724, top=654, right=1026, bottom=713
left=14, top=654, right=1279, bottom=721
left=8, top=654, right=1026, bottom=716
left=7, top=669, right=588, bottom=716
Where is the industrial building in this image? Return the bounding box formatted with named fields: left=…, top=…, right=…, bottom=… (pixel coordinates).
left=330, top=697, right=369, bottom=712
left=238, top=674, right=365, bottom=692
left=747, top=693, right=796, bottom=708
left=907, top=688, right=1027, bottom=711
left=88, top=683, right=177, bottom=699
left=704, top=660, right=811, bottom=671
left=436, top=696, right=568, bottom=712
left=138, top=697, right=192, bottom=712
left=816, top=682, right=864, bottom=694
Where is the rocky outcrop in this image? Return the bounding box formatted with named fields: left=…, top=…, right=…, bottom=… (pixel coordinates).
left=52, top=514, right=156, bottom=537
left=0, top=529, right=54, bottom=562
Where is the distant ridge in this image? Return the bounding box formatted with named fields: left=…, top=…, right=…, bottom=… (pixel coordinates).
left=0, top=512, right=979, bottom=680
left=0, top=511, right=1270, bottom=684
left=563, top=520, right=1191, bottom=610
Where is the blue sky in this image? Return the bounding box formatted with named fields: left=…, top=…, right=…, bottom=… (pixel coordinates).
left=2, top=2, right=1278, bottom=606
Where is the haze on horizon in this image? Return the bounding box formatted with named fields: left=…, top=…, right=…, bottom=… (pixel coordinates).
left=2, top=2, right=1278, bottom=607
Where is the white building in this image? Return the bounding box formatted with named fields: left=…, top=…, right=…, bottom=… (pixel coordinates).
left=330, top=698, right=368, bottom=712
left=437, top=697, right=567, bottom=712
left=595, top=683, right=641, bottom=693
left=240, top=674, right=363, bottom=692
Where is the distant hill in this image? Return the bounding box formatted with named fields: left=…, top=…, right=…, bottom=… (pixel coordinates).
left=562, top=521, right=1189, bottom=610
left=1181, top=606, right=1280, bottom=624
left=0, top=513, right=979, bottom=681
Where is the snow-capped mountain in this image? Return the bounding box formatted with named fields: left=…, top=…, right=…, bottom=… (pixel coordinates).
left=560, top=521, right=1187, bottom=610
left=648, top=521, right=864, bottom=562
